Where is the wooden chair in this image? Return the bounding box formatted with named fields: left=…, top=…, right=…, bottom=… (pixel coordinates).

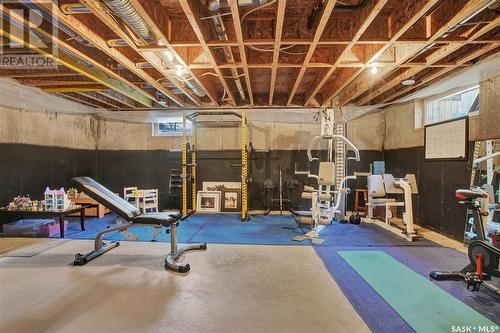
left=139, top=189, right=158, bottom=213
left=123, top=187, right=138, bottom=206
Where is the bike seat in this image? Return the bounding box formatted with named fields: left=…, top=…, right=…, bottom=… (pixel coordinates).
left=455, top=189, right=488, bottom=200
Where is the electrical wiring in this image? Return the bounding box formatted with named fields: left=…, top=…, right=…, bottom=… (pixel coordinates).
left=241, top=0, right=277, bottom=22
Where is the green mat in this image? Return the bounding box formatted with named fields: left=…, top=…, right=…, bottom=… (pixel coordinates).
left=338, top=251, right=497, bottom=333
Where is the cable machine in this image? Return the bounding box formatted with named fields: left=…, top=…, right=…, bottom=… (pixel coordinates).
left=181, top=111, right=248, bottom=221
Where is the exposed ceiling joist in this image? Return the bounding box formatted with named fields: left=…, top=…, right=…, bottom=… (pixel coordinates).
left=336, top=0, right=498, bottom=106
left=43, top=87, right=106, bottom=93
left=77, top=91, right=124, bottom=109
left=78, top=0, right=203, bottom=107
left=0, top=16, right=153, bottom=108
left=319, top=0, right=443, bottom=105
left=30, top=0, right=184, bottom=108
left=55, top=92, right=103, bottom=108
left=357, top=16, right=500, bottom=105
left=381, top=43, right=499, bottom=104
left=286, top=0, right=338, bottom=106
left=304, top=0, right=390, bottom=106
left=228, top=0, right=254, bottom=106
left=268, top=0, right=286, bottom=105
left=99, top=90, right=139, bottom=109
left=178, top=0, right=238, bottom=106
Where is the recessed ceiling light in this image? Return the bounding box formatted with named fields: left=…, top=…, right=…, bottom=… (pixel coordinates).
left=370, top=66, right=378, bottom=74
left=402, top=79, right=416, bottom=86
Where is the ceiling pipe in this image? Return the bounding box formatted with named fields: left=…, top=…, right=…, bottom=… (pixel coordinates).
left=209, top=0, right=247, bottom=101
left=103, top=0, right=158, bottom=43
left=101, top=0, right=206, bottom=97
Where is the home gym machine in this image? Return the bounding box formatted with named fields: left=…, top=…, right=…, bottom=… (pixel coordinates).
left=293, top=108, right=360, bottom=242
left=180, top=111, right=249, bottom=221
left=430, top=188, right=500, bottom=295
left=366, top=174, right=419, bottom=241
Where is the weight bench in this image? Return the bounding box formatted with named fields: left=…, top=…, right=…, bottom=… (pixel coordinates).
left=71, top=177, right=207, bottom=273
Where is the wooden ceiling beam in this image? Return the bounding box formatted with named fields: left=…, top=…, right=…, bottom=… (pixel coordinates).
left=187, top=62, right=470, bottom=69
left=76, top=92, right=123, bottom=109
left=304, top=0, right=389, bottom=106
left=20, top=80, right=97, bottom=86
left=358, top=17, right=500, bottom=105
left=311, top=0, right=439, bottom=106
left=228, top=0, right=254, bottom=106
left=42, top=86, right=106, bottom=93
left=99, top=90, right=138, bottom=109
left=30, top=0, right=182, bottom=108
left=78, top=0, right=202, bottom=107
left=379, top=43, right=499, bottom=104
left=174, top=38, right=500, bottom=47
left=336, top=0, right=497, bottom=106
left=179, top=0, right=237, bottom=106
left=0, top=72, right=82, bottom=78
left=55, top=92, right=103, bottom=108
left=268, top=0, right=286, bottom=105
left=286, top=0, right=337, bottom=106
left=128, top=0, right=218, bottom=106
left=0, top=16, right=153, bottom=108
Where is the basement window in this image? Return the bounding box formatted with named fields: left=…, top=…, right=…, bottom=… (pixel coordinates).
left=424, top=86, right=479, bottom=125
left=153, top=117, right=192, bottom=136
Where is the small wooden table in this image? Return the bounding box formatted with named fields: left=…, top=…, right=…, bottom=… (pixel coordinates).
left=354, top=189, right=368, bottom=213
left=69, top=196, right=110, bottom=218
left=0, top=205, right=89, bottom=238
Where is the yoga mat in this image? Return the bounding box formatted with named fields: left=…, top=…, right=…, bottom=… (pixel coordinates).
left=338, top=251, right=497, bottom=333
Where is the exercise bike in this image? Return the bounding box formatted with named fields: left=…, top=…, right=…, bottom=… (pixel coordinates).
left=430, top=188, right=500, bottom=295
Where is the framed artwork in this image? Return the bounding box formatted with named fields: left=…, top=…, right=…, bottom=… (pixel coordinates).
left=196, top=191, right=221, bottom=213
left=221, top=188, right=241, bottom=212
left=202, top=181, right=241, bottom=191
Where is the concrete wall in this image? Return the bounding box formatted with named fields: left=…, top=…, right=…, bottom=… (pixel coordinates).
left=347, top=111, right=384, bottom=151
left=478, top=74, right=500, bottom=140
left=0, top=106, right=97, bottom=150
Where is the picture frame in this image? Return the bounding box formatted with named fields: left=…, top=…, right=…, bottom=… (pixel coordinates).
left=221, top=188, right=241, bottom=212
left=196, top=191, right=221, bottom=213
left=202, top=181, right=241, bottom=191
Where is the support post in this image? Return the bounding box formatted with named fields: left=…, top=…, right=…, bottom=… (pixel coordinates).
left=241, top=111, right=248, bottom=221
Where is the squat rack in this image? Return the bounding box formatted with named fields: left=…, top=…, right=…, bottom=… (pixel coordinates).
left=181, top=111, right=248, bottom=221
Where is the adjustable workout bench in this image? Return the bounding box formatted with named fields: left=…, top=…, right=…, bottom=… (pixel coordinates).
left=71, top=177, right=207, bottom=273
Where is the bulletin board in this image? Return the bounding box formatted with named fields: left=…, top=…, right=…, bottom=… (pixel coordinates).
left=424, top=117, right=468, bottom=161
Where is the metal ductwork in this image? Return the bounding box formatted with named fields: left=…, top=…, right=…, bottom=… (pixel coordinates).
left=209, top=1, right=247, bottom=101
left=103, top=0, right=158, bottom=43
left=102, top=0, right=206, bottom=98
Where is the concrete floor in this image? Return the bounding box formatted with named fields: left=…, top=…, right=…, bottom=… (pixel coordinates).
left=0, top=239, right=371, bottom=333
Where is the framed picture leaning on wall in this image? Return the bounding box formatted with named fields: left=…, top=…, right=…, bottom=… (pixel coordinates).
left=196, top=191, right=221, bottom=213
left=221, top=188, right=241, bottom=212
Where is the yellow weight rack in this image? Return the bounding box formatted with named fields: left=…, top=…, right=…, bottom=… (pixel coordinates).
left=241, top=111, right=248, bottom=221
left=180, top=111, right=248, bottom=221
left=181, top=113, right=188, bottom=218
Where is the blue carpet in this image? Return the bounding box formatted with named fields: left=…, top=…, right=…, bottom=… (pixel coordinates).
left=60, top=213, right=309, bottom=245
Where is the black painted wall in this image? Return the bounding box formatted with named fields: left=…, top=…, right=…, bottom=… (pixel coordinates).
left=0, top=143, right=97, bottom=206
left=0, top=143, right=333, bottom=212
left=0, top=142, right=472, bottom=240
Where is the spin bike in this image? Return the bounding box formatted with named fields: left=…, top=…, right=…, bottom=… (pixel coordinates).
left=430, top=188, right=500, bottom=295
